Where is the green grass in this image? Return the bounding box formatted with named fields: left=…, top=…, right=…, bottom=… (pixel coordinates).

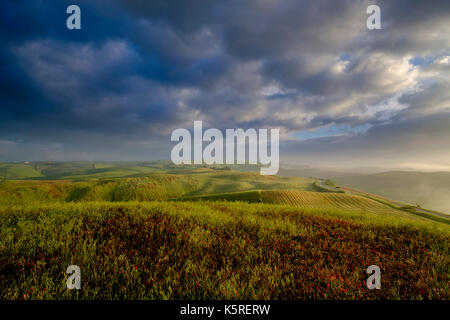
left=0, top=164, right=44, bottom=179
left=177, top=190, right=264, bottom=202
left=0, top=201, right=448, bottom=299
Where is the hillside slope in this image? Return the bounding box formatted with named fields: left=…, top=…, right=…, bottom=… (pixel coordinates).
left=0, top=170, right=316, bottom=204
left=335, top=171, right=450, bottom=214
left=0, top=161, right=262, bottom=180
left=179, top=189, right=441, bottom=223
left=279, top=166, right=450, bottom=215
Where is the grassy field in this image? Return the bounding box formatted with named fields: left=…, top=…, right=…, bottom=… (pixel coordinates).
left=0, top=163, right=449, bottom=300
left=0, top=201, right=448, bottom=299
left=178, top=189, right=449, bottom=223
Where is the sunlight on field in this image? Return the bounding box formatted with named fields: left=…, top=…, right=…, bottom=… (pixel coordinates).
left=0, top=201, right=448, bottom=299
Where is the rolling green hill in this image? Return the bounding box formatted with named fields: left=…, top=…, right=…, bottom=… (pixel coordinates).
left=177, top=189, right=444, bottom=224
left=0, top=169, right=316, bottom=204
left=0, top=161, right=263, bottom=180
left=0, top=163, right=449, bottom=300
left=3, top=161, right=449, bottom=215
left=0, top=163, right=44, bottom=179
left=0, top=161, right=167, bottom=180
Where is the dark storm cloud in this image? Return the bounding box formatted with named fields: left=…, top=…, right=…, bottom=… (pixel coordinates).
left=0, top=0, right=449, bottom=166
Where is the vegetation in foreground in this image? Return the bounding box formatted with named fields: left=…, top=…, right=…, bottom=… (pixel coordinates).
left=0, top=201, right=448, bottom=300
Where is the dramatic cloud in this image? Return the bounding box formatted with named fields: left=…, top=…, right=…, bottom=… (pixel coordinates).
left=0, top=0, right=449, bottom=168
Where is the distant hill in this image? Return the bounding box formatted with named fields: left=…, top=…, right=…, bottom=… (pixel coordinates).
left=3, top=161, right=450, bottom=215
left=279, top=166, right=450, bottom=214
left=0, top=169, right=316, bottom=204
left=0, top=161, right=260, bottom=180
left=334, top=171, right=450, bottom=214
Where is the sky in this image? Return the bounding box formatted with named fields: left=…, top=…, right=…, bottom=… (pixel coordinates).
left=0, top=0, right=449, bottom=170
